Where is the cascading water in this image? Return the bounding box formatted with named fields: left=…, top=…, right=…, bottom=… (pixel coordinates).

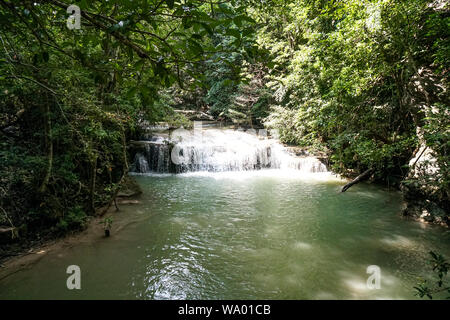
left=132, top=136, right=172, bottom=173
left=131, top=129, right=327, bottom=174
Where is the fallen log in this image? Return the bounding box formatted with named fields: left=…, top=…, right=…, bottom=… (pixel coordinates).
left=341, top=168, right=374, bottom=192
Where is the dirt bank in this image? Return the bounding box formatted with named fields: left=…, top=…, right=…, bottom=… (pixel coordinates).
left=0, top=196, right=141, bottom=282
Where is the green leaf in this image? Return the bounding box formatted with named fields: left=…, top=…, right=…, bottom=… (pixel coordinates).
left=187, top=39, right=203, bottom=54
left=222, top=79, right=233, bottom=87
left=225, top=28, right=241, bottom=39
left=233, top=15, right=243, bottom=28
left=199, top=22, right=214, bottom=36
left=218, top=4, right=234, bottom=15
left=182, top=17, right=193, bottom=29
left=126, top=87, right=137, bottom=99
left=135, top=59, right=146, bottom=70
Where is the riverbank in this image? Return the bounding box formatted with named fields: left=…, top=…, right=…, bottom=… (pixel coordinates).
left=0, top=175, right=143, bottom=279
left=0, top=194, right=143, bottom=282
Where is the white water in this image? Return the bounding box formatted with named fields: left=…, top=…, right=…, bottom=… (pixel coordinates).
left=133, top=129, right=328, bottom=174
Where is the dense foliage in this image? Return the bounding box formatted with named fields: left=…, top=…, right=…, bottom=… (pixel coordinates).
left=0, top=0, right=255, bottom=246
left=415, top=251, right=450, bottom=299
left=256, top=0, right=448, bottom=184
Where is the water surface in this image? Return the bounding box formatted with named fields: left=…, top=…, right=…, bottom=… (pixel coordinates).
left=1, top=171, right=449, bottom=299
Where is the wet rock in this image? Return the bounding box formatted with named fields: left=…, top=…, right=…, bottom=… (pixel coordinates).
left=117, top=199, right=140, bottom=205
left=402, top=200, right=449, bottom=227
left=117, top=176, right=142, bottom=198
left=401, top=125, right=448, bottom=227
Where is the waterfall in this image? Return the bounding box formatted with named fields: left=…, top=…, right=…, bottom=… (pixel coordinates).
left=132, top=136, right=172, bottom=173
left=131, top=129, right=327, bottom=174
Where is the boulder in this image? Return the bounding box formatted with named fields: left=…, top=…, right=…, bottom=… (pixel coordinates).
left=117, top=176, right=142, bottom=198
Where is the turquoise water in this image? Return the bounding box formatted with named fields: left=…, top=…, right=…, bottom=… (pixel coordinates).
left=1, top=171, right=449, bottom=299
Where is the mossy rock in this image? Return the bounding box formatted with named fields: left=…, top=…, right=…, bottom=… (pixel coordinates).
left=117, top=176, right=142, bottom=198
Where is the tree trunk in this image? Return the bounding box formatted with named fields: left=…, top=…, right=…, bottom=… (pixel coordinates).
left=100, top=126, right=128, bottom=215
left=39, top=101, right=53, bottom=194
left=341, top=168, right=374, bottom=192
left=89, top=155, right=97, bottom=214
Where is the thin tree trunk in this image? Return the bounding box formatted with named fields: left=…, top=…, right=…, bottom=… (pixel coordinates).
left=100, top=125, right=128, bottom=215
left=39, top=101, right=53, bottom=193
left=341, top=168, right=374, bottom=192
left=89, top=155, right=97, bottom=214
